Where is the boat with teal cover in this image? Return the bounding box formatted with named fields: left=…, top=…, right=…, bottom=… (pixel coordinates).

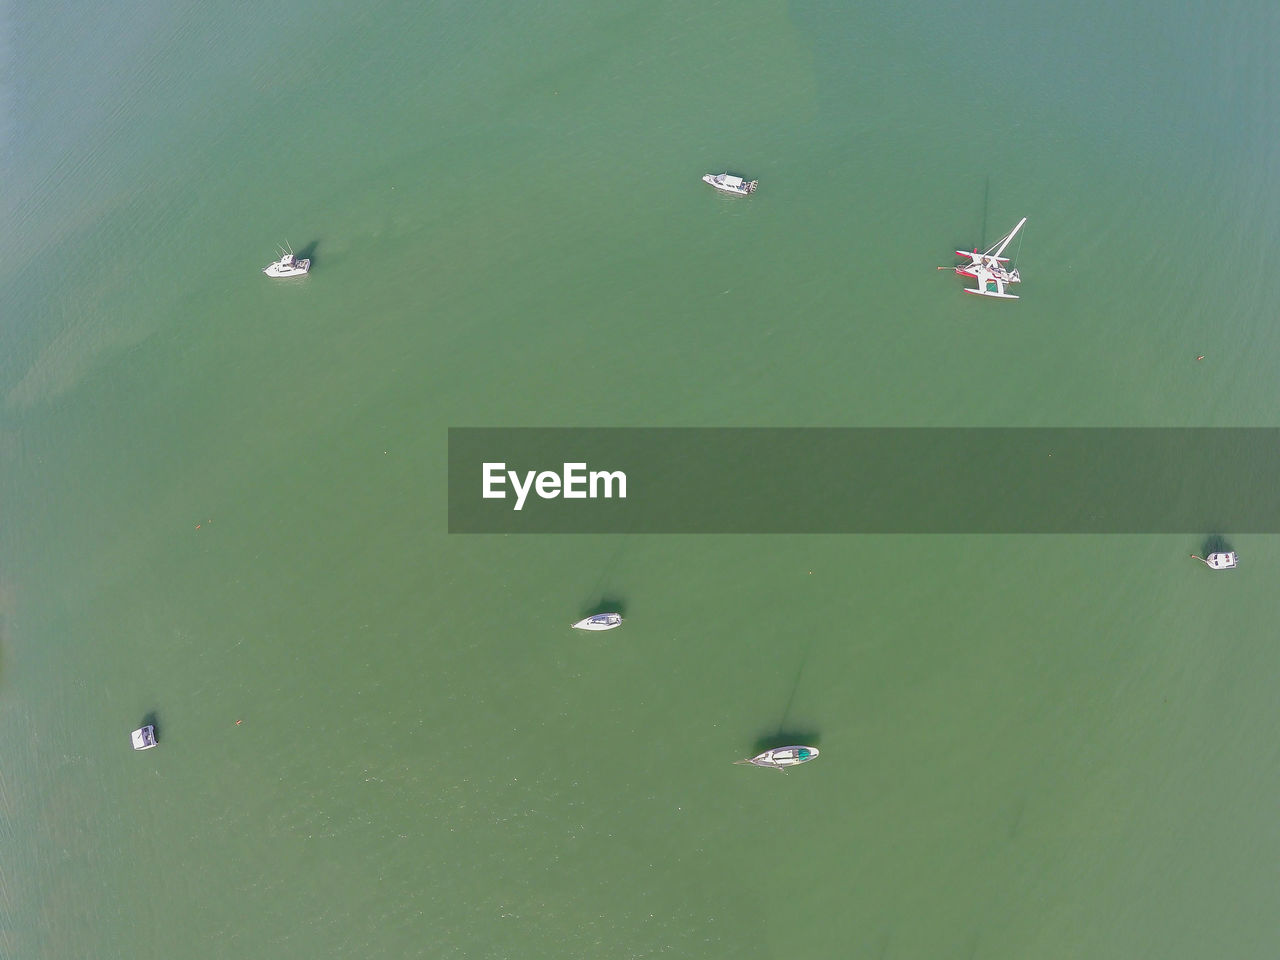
left=736, top=745, right=819, bottom=770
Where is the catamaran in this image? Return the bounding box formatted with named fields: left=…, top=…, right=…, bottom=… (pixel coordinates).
left=702, top=173, right=758, bottom=196
left=953, top=217, right=1026, bottom=299
left=735, top=745, right=819, bottom=770
left=263, top=243, right=310, bottom=278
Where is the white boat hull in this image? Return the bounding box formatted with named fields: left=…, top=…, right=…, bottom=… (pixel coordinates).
left=742, top=745, right=819, bottom=769
left=263, top=259, right=310, bottom=278
left=572, top=614, right=623, bottom=631
left=702, top=173, right=757, bottom=196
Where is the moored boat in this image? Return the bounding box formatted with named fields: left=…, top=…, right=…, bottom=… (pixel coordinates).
left=263, top=244, right=310, bottom=278
left=736, top=745, right=819, bottom=770
left=702, top=172, right=758, bottom=196
left=951, top=217, right=1026, bottom=299
left=571, top=613, right=623, bottom=631
left=1193, top=551, right=1238, bottom=570
left=131, top=725, right=158, bottom=751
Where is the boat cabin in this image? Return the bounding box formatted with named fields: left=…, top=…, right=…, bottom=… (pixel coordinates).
left=702, top=173, right=759, bottom=195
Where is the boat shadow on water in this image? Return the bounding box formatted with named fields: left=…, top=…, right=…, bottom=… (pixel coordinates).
left=1199, top=534, right=1233, bottom=555
left=293, top=240, right=320, bottom=267
left=741, top=636, right=822, bottom=757
left=750, top=728, right=821, bottom=756
left=579, top=595, right=627, bottom=619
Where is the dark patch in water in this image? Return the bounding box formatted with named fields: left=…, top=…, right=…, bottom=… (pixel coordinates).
left=750, top=728, right=821, bottom=755
left=1200, top=534, right=1233, bottom=555
left=294, top=240, right=320, bottom=265
left=581, top=596, right=626, bottom=618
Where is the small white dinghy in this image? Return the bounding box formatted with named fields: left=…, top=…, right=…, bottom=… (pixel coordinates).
left=131, top=725, right=158, bottom=751
left=735, top=745, right=819, bottom=771
left=702, top=172, right=757, bottom=196
left=1193, top=551, right=1238, bottom=570
left=263, top=244, right=310, bottom=278
left=571, top=613, right=623, bottom=631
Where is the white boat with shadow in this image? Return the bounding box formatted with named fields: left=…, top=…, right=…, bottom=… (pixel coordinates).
left=131, top=725, right=158, bottom=750
left=263, top=243, right=310, bottom=278
left=951, top=217, right=1026, bottom=299
left=735, top=745, right=819, bottom=771
left=571, top=613, right=623, bottom=631
left=1192, top=551, right=1237, bottom=569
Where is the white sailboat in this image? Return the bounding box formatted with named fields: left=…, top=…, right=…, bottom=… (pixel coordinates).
left=953, top=217, right=1026, bottom=299
left=734, top=745, right=819, bottom=770
left=571, top=613, right=623, bottom=631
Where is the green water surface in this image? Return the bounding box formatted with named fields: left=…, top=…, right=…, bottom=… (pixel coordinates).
left=2, top=1, right=1280, bottom=957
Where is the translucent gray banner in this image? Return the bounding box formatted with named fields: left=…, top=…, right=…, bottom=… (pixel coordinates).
left=447, top=428, right=1280, bottom=533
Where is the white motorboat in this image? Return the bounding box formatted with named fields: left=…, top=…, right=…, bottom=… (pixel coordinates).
left=263, top=244, right=310, bottom=278
left=571, top=613, right=623, bottom=631
left=131, top=725, right=158, bottom=750
left=1193, top=551, right=1238, bottom=570
left=735, top=745, right=819, bottom=770
left=952, top=217, right=1026, bottom=299
left=702, top=173, right=758, bottom=196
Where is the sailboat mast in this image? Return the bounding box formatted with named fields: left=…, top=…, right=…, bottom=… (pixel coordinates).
left=991, top=217, right=1027, bottom=259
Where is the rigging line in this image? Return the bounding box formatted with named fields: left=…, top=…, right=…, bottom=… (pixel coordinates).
left=1013, top=222, right=1026, bottom=266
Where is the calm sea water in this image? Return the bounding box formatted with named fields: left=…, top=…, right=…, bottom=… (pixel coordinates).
left=3, top=1, right=1280, bottom=957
